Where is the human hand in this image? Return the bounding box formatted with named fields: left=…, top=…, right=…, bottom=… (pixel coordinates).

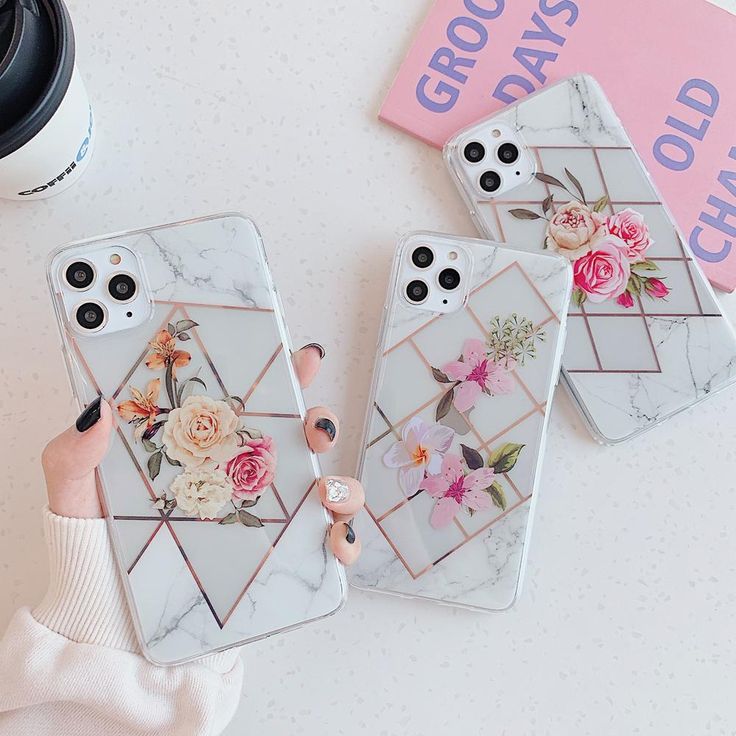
left=41, top=343, right=364, bottom=564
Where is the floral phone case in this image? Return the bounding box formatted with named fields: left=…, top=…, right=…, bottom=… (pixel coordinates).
left=349, top=233, right=571, bottom=611
left=445, top=74, right=736, bottom=444
left=46, top=213, right=346, bottom=665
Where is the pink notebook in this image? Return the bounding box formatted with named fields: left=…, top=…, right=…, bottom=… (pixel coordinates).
left=380, top=0, right=736, bottom=292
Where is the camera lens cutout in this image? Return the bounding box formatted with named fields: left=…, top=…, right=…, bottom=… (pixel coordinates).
left=411, top=246, right=434, bottom=269
left=405, top=279, right=429, bottom=304
left=463, top=141, right=486, bottom=164
left=75, top=302, right=106, bottom=331
left=108, top=273, right=137, bottom=302
left=438, top=268, right=461, bottom=292
left=497, top=142, right=520, bottom=165
left=479, top=170, right=502, bottom=193
left=64, top=261, right=95, bottom=290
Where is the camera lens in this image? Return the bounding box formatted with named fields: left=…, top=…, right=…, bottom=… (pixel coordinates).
left=406, top=279, right=429, bottom=304
left=479, top=170, right=502, bottom=193
left=75, top=302, right=106, bottom=331
left=463, top=141, right=486, bottom=164
left=438, top=268, right=461, bottom=291
left=497, top=142, right=520, bottom=165
left=108, top=273, right=137, bottom=302
left=64, top=261, right=95, bottom=290
left=411, top=246, right=434, bottom=269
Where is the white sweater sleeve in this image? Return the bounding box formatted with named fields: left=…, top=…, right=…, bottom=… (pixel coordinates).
left=0, top=508, right=244, bottom=736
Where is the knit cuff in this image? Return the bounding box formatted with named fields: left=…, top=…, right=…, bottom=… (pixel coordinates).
left=31, top=507, right=242, bottom=672
left=32, top=506, right=139, bottom=651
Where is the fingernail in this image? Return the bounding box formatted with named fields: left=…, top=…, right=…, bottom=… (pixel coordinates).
left=76, top=396, right=102, bottom=432
left=315, top=417, right=336, bottom=442
left=301, top=342, right=326, bottom=359
left=325, top=477, right=350, bottom=503
left=344, top=521, right=356, bottom=544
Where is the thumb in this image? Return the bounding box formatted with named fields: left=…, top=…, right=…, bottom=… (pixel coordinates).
left=41, top=397, right=114, bottom=518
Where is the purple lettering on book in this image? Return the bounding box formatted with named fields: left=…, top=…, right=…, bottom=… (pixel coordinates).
left=492, top=1, right=579, bottom=104
left=653, top=79, right=719, bottom=172
left=415, top=1, right=506, bottom=113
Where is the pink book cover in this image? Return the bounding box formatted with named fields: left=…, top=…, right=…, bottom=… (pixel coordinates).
left=380, top=0, right=736, bottom=292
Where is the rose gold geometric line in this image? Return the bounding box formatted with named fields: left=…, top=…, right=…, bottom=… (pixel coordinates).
left=153, top=300, right=274, bottom=313
left=453, top=517, right=470, bottom=538
left=374, top=402, right=401, bottom=438
left=179, top=306, right=230, bottom=399
left=635, top=293, right=663, bottom=373
left=490, top=200, right=507, bottom=242
left=567, top=368, right=662, bottom=374
left=126, top=520, right=165, bottom=574
left=428, top=495, right=527, bottom=574
left=117, top=428, right=160, bottom=501
left=578, top=302, right=604, bottom=371
left=241, top=411, right=301, bottom=419
left=69, top=340, right=103, bottom=395
left=269, top=482, right=290, bottom=520
left=363, top=502, right=427, bottom=580
left=383, top=262, right=520, bottom=356
left=220, top=480, right=317, bottom=625
left=513, top=262, right=561, bottom=323
left=408, top=338, right=432, bottom=370
left=391, top=388, right=451, bottom=433
left=682, top=248, right=705, bottom=315
left=591, top=148, right=616, bottom=217
left=376, top=498, right=409, bottom=522
left=532, top=148, right=554, bottom=210
left=366, top=428, right=394, bottom=449
left=112, top=305, right=179, bottom=400
left=476, top=407, right=539, bottom=452
left=504, top=473, right=525, bottom=501
left=241, top=345, right=282, bottom=405
left=161, top=520, right=224, bottom=629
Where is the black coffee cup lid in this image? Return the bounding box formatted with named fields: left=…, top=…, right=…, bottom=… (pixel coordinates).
left=0, top=0, right=56, bottom=131
left=0, top=0, right=74, bottom=159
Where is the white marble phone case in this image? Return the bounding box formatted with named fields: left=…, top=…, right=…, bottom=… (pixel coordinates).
left=350, top=233, right=571, bottom=611
left=46, top=213, right=346, bottom=664
left=445, top=74, right=736, bottom=444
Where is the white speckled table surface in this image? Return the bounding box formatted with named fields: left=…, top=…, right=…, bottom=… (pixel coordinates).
left=2, top=1, right=736, bottom=733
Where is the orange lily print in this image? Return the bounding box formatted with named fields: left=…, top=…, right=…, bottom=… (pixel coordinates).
left=145, top=330, right=192, bottom=376
left=118, top=378, right=164, bottom=441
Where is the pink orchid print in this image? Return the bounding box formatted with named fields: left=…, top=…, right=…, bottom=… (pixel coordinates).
left=420, top=453, right=496, bottom=529
left=383, top=416, right=454, bottom=496
left=440, top=338, right=514, bottom=413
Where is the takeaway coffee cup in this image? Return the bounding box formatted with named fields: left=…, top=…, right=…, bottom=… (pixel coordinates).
left=0, top=0, right=93, bottom=200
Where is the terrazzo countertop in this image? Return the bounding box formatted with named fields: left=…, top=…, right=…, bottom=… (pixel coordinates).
left=1, top=1, right=736, bottom=733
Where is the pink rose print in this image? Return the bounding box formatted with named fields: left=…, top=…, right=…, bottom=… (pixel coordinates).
left=383, top=416, right=454, bottom=496
left=645, top=277, right=670, bottom=299
left=420, top=453, right=497, bottom=529
left=442, top=338, right=515, bottom=413
left=545, top=201, right=605, bottom=261
left=225, top=435, right=277, bottom=500
left=606, top=208, right=653, bottom=262
left=573, top=237, right=631, bottom=303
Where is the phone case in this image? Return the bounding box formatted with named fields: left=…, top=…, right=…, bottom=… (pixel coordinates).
left=349, top=233, right=571, bottom=611
left=445, top=74, right=736, bottom=444
left=46, top=213, right=346, bottom=665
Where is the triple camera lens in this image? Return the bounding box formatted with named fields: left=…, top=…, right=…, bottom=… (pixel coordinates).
left=438, top=268, right=461, bottom=291
left=411, top=246, right=434, bottom=269
left=463, top=141, right=486, bottom=164
left=405, top=279, right=429, bottom=304
left=479, top=170, right=502, bottom=193
left=497, top=142, right=520, bottom=165
left=64, top=261, right=95, bottom=290
left=108, top=273, right=137, bottom=302
left=75, top=302, right=106, bottom=331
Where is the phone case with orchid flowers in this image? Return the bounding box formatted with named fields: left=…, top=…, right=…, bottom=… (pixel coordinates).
left=46, top=213, right=346, bottom=665
left=350, top=232, right=571, bottom=611
left=444, top=74, right=736, bottom=445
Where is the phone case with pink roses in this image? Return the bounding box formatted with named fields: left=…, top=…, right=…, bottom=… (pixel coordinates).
left=349, top=232, right=571, bottom=611
left=444, top=74, right=736, bottom=444
left=46, top=213, right=346, bottom=665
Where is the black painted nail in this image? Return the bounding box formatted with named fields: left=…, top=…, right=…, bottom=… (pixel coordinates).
left=315, top=417, right=336, bottom=442
left=344, top=521, right=356, bottom=544
left=301, top=342, right=326, bottom=359
left=76, top=396, right=102, bottom=432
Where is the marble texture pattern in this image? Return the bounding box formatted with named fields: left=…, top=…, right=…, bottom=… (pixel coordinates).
left=1, top=0, right=736, bottom=733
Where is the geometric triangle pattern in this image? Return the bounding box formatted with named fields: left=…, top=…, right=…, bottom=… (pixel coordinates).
left=71, top=299, right=315, bottom=628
